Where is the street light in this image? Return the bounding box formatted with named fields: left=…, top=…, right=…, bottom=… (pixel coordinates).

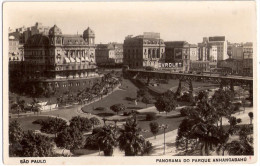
left=160, top=124, right=169, bottom=155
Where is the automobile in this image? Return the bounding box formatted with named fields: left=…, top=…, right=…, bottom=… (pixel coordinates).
left=189, top=71, right=193, bottom=74
left=196, top=72, right=202, bottom=75
left=179, top=71, right=183, bottom=73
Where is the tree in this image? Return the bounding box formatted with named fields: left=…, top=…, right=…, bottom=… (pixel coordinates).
left=118, top=118, right=151, bottom=156
left=96, top=125, right=117, bottom=156
left=110, top=104, right=125, bottom=115
left=9, top=120, right=24, bottom=157
left=137, top=88, right=148, bottom=101
left=226, top=140, right=254, bottom=156
left=177, top=93, right=220, bottom=156
left=248, top=112, right=253, bottom=124
left=19, top=131, right=55, bottom=157
left=55, top=126, right=84, bottom=153
left=180, top=107, right=193, bottom=117
left=162, top=90, right=176, bottom=101
left=155, top=95, right=176, bottom=115
left=149, top=122, right=159, bottom=139
left=146, top=113, right=157, bottom=121
left=228, top=116, right=239, bottom=135
left=30, top=98, right=40, bottom=115
left=9, top=120, right=23, bottom=144
left=176, top=118, right=197, bottom=154
left=237, top=118, right=242, bottom=124
left=142, top=93, right=153, bottom=108
left=211, top=89, right=235, bottom=127
left=181, top=92, right=195, bottom=104
left=11, top=97, right=25, bottom=118
left=90, top=117, right=101, bottom=128
left=69, top=116, right=92, bottom=132
left=226, top=125, right=254, bottom=156
left=216, top=127, right=230, bottom=156
left=40, top=117, right=68, bottom=137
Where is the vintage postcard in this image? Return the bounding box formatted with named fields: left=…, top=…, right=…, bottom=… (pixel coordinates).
left=2, top=1, right=258, bottom=165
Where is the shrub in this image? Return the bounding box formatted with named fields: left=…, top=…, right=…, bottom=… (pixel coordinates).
left=180, top=107, right=193, bottom=117
left=180, top=92, right=195, bottom=103
left=95, top=107, right=107, bottom=111
left=123, top=111, right=131, bottom=116
left=146, top=113, right=157, bottom=121
left=32, top=119, right=44, bottom=125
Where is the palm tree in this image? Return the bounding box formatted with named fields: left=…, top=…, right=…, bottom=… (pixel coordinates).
left=248, top=112, right=253, bottom=125
left=96, top=125, right=117, bottom=156
left=118, top=118, right=148, bottom=156
left=211, top=89, right=234, bottom=127
left=181, top=92, right=220, bottom=156
left=11, top=97, right=25, bottom=118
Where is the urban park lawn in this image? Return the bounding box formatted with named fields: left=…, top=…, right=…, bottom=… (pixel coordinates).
left=9, top=116, right=50, bottom=131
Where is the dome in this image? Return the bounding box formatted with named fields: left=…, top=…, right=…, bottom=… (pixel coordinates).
left=49, top=25, right=62, bottom=36
left=83, top=27, right=95, bottom=40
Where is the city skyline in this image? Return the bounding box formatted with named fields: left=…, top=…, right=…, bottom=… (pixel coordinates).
left=5, top=1, right=256, bottom=44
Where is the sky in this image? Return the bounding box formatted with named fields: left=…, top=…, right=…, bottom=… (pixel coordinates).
left=4, top=1, right=256, bottom=44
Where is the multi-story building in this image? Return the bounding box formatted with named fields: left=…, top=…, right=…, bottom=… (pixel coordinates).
left=8, top=36, right=20, bottom=61
left=164, top=41, right=190, bottom=72
left=123, top=32, right=165, bottom=69
left=95, top=43, right=123, bottom=67
left=198, top=37, right=209, bottom=61
left=208, top=36, right=228, bottom=61
left=242, top=42, right=253, bottom=76
left=22, top=25, right=100, bottom=93
left=208, top=45, right=218, bottom=62
left=25, top=22, right=50, bottom=42
left=9, top=26, right=26, bottom=44
left=95, top=44, right=116, bottom=66
left=190, top=61, right=210, bottom=72
left=189, top=44, right=198, bottom=61
left=217, top=59, right=243, bottom=74
left=227, top=43, right=244, bottom=60
left=198, top=36, right=228, bottom=62
left=113, top=43, right=123, bottom=64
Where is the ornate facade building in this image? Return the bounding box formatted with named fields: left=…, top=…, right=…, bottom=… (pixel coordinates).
left=22, top=25, right=101, bottom=94
left=123, top=32, right=165, bottom=69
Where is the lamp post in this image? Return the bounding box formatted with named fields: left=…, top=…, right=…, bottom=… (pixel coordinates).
left=160, top=124, right=169, bottom=155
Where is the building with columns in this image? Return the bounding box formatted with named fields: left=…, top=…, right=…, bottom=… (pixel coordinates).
left=22, top=25, right=100, bottom=93
left=123, top=32, right=165, bottom=69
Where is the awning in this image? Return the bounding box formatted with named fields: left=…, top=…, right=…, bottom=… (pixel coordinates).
left=76, top=57, right=81, bottom=63
left=85, top=56, right=90, bottom=62
left=70, top=57, right=75, bottom=63
left=64, top=57, right=70, bottom=63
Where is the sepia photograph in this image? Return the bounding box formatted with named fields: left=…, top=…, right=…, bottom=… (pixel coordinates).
left=2, top=1, right=258, bottom=165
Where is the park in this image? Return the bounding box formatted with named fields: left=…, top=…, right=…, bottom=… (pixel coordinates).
left=9, top=69, right=254, bottom=157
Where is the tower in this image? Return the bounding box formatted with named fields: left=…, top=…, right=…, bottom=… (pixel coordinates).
left=83, top=27, right=95, bottom=45
left=49, top=25, right=63, bottom=65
